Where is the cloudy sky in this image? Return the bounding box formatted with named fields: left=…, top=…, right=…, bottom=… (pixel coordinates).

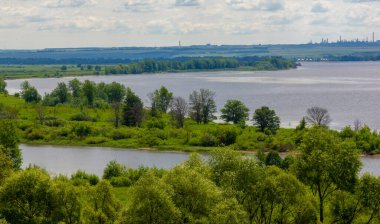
left=0, top=0, right=379, bottom=49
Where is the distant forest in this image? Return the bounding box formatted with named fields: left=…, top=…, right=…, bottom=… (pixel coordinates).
left=104, top=57, right=297, bottom=75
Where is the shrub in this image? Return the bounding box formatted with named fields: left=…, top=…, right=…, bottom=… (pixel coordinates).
left=85, top=137, right=108, bottom=144
left=72, top=124, right=91, bottom=138
left=26, top=129, right=45, bottom=141
left=200, top=133, right=218, bottom=147
left=71, top=170, right=99, bottom=186
left=103, top=160, right=127, bottom=179
left=70, top=112, right=96, bottom=122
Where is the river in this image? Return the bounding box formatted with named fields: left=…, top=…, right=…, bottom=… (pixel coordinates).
left=6, top=62, right=380, bottom=130
left=21, top=144, right=380, bottom=177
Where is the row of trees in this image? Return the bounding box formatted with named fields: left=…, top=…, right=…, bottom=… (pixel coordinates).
left=17, top=80, right=334, bottom=133
left=103, top=57, right=297, bottom=75
left=2, top=117, right=380, bottom=223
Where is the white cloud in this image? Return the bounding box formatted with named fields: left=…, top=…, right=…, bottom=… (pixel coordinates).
left=226, top=0, right=284, bottom=11
left=45, top=0, right=96, bottom=8
left=0, top=0, right=379, bottom=49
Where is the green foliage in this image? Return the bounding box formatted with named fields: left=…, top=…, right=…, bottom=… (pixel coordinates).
left=125, top=172, right=181, bottom=224
left=0, top=78, right=7, bottom=94
left=0, top=168, right=54, bottom=224
left=82, top=181, right=122, bottom=224
left=103, top=160, right=127, bottom=180
left=293, top=127, right=362, bottom=222
left=20, top=81, right=41, bottom=103
left=0, top=119, right=21, bottom=169
left=189, top=89, right=217, bottom=124
left=71, top=170, right=99, bottom=186
left=253, top=106, right=280, bottom=133
left=150, top=86, right=173, bottom=114
left=122, top=87, right=143, bottom=127
left=209, top=198, right=249, bottom=224
left=220, top=99, right=250, bottom=124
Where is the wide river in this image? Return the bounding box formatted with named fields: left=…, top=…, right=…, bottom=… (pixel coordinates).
left=6, top=62, right=380, bottom=129
left=6, top=62, right=380, bottom=176
left=21, top=144, right=380, bottom=177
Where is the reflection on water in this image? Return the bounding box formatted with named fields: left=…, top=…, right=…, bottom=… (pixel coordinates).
left=21, top=144, right=380, bottom=177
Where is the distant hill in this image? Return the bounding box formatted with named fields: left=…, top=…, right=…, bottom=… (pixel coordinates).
left=1, top=43, right=380, bottom=64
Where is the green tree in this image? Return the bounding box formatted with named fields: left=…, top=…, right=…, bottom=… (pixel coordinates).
left=0, top=119, right=21, bottom=169
left=356, top=174, right=380, bottom=223
left=0, top=147, right=13, bottom=184
left=0, top=77, right=7, bottom=94
left=0, top=168, right=55, bottom=224
left=122, top=87, right=144, bottom=127
left=209, top=198, right=249, bottom=224
left=293, top=127, right=361, bottom=223
left=51, top=180, right=83, bottom=224
left=189, top=89, right=217, bottom=124
left=125, top=172, right=180, bottom=224
left=51, top=82, right=69, bottom=104
left=150, top=86, right=173, bottom=114
left=20, top=81, right=41, bottom=103
left=220, top=99, right=249, bottom=124
left=69, top=78, right=82, bottom=99
left=164, top=165, right=221, bottom=222
left=253, top=106, right=280, bottom=133
left=103, top=160, right=126, bottom=179
left=82, top=80, right=96, bottom=106
left=106, top=82, right=126, bottom=128
left=82, top=181, right=122, bottom=224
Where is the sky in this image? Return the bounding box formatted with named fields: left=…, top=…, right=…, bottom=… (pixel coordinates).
left=0, top=0, right=379, bottom=49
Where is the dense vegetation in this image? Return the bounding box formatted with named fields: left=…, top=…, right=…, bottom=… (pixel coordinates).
left=1, top=79, right=380, bottom=155
left=1, top=117, right=380, bottom=223
left=0, top=57, right=296, bottom=79
left=2, top=77, right=380, bottom=223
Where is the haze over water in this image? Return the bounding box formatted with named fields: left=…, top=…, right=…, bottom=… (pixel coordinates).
left=7, top=62, right=380, bottom=130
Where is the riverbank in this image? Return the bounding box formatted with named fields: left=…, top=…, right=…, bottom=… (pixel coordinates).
left=0, top=57, right=297, bottom=80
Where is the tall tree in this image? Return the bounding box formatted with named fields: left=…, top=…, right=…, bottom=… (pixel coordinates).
left=252, top=106, right=280, bottom=133
left=305, top=106, right=331, bottom=127
left=293, top=127, right=361, bottom=222
left=20, top=81, right=41, bottom=103
left=0, top=119, right=21, bottom=169
left=220, top=99, right=249, bottom=124
left=170, top=96, right=188, bottom=128
left=0, top=77, right=7, bottom=94
left=69, top=78, right=82, bottom=99
left=106, top=82, right=126, bottom=128
left=122, top=88, right=144, bottom=127
left=150, top=86, right=173, bottom=114
left=52, top=82, right=69, bottom=104
left=82, top=80, right=96, bottom=107
left=189, top=89, right=216, bottom=124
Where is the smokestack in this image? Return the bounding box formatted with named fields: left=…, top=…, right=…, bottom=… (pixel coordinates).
left=340, top=36, right=342, bottom=42
left=373, top=32, right=375, bottom=43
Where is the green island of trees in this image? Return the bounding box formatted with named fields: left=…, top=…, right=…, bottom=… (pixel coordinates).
left=2, top=78, right=380, bottom=223
left=0, top=57, right=297, bottom=79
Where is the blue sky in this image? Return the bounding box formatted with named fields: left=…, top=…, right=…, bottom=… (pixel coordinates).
left=0, top=0, right=379, bottom=49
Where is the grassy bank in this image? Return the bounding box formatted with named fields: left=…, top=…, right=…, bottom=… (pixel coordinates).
left=2, top=93, right=380, bottom=155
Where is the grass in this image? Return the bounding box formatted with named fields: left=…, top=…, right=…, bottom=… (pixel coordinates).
left=0, top=94, right=300, bottom=153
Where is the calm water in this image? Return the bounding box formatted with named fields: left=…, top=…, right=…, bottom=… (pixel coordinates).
left=21, top=144, right=380, bottom=177
left=6, top=62, right=380, bottom=129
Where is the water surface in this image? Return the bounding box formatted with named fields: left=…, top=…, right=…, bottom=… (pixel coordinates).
left=21, top=144, right=380, bottom=177
left=7, top=62, right=380, bottom=129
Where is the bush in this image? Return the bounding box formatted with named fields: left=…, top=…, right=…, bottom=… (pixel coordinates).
left=72, top=124, right=91, bottom=138
left=25, top=129, right=45, bottom=141
left=200, top=133, right=218, bottom=147
left=70, top=112, right=96, bottom=122
left=109, top=176, right=132, bottom=187
left=146, top=118, right=167, bottom=129
left=103, top=160, right=126, bottom=179
left=85, top=137, right=108, bottom=144
left=71, top=170, right=99, bottom=186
